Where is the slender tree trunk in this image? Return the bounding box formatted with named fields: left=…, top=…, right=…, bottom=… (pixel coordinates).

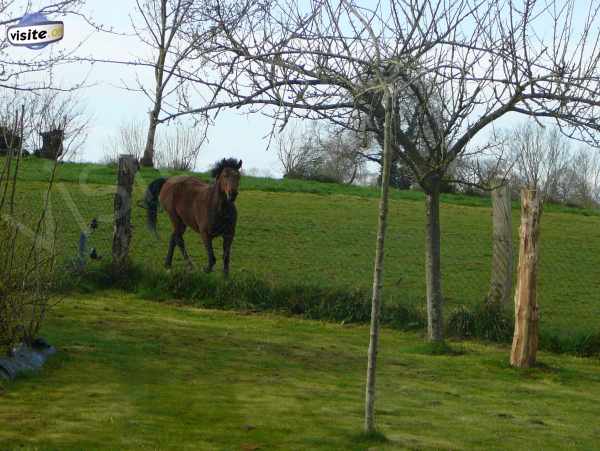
left=140, top=2, right=167, bottom=168
left=425, top=176, right=444, bottom=342
left=488, top=182, right=514, bottom=305
left=347, top=163, right=358, bottom=185
left=364, top=90, right=392, bottom=434
left=510, top=188, right=543, bottom=368
left=141, top=106, right=161, bottom=167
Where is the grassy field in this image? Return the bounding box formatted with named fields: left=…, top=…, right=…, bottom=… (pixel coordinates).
left=6, top=156, right=600, bottom=339
left=1, top=292, right=600, bottom=450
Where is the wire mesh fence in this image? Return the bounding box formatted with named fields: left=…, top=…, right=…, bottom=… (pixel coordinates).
left=4, top=155, right=600, bottom=343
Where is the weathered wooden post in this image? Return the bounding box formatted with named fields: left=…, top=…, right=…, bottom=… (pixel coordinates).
left=112, top=155, right=139, bottom=269
left=510, top=188, right=543, bottom=368
left=488, top=182, right=513, bottom=305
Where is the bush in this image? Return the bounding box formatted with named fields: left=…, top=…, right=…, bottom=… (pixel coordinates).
left=70, top=266, right=427, bottom=331
left=447, top=305, right=476, bottom=339
left=473, top=302, right=513, bottom=342
left=447, top=302, right=513, bottom=342
left=283, top=171, right=340, bottom=184
left=539, top=330, right=600, bottom=356
left=577, top=332, right=600, bottom=358
left=538, top=332, right=567, bottom=354
left=0, top=205, right=55, bottom=355
left=383, top=302, right=426, bottom=330
left=0, top=125, right=22, bottom=150
left=56, top=264, right=600, bottom=359
left=0, top=152, right=59, bottom=355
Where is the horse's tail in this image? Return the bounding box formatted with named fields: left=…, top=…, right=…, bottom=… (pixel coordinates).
left=141, top=177, right=168, bottom=239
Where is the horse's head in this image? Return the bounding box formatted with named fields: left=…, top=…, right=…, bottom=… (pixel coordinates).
left=212, top=158, right=242, bottom=202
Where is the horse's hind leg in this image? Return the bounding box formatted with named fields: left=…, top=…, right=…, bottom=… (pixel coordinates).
left=165, top=216, right=193, bottom=269
left=165, top=234, right=176, bottom=268
left=175, top=232, right=195, bottom=270
left=201, top=231, right=216, bottom=273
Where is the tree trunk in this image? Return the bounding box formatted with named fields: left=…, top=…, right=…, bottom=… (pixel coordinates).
left=488, top=182, right=514, bottom=305
left=141, top=108, right=160, bottom=167
left=364, top=90, right=392, bottom=434
left=112, top=155, right=139, bottom=269
left=510, top=188, right=543, bottom=368
left=425, top=176, right=444, bottom=342
left=140, top=14, right=167, bottom=168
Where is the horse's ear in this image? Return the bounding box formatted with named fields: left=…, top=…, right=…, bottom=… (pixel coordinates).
left=237, top=159, right=243, bottom=170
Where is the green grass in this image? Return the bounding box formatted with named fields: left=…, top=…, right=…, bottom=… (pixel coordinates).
left=1, top=292, right=600, bottom=450
left=5, top=156, right=600, bottom=340
left=9, top=156, right=600, bottom=214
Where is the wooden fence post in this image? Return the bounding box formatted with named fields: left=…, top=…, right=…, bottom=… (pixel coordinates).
left=510, top=188, right=543, bottom=368
left=112, top=155, right=139, bottom=269
left=488, top=182, right=513, bottom=305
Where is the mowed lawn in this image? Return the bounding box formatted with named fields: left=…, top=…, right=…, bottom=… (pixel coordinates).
left=1, top=292, right=600, bottom=450
left=8, top=157, right=600, bottom=336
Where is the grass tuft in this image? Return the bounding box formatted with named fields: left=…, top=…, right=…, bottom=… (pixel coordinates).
left=447, top=301, right=513, bottom=343
left=410, top=341, right=466, bottom=356
left=352, top=430, right=389, bottom=445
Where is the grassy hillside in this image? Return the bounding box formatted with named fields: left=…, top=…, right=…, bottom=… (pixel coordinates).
left=1, top=292, right=600, bottom=450
left=10, top=157, right=600, bottom=214
left=5, top=156, right=600, bottom=338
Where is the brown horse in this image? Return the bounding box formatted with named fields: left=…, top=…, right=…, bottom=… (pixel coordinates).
left=143, top=158, right=242, bottom=276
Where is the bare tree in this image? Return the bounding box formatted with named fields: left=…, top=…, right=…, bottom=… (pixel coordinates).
left=0, top=1, right=90, bottom=92
left=504, top=122, right=571, bottom=201
left=561, top=147, right=600, bottom=207
left=0, top=0, right=92, bottom=160
left=166, top=0, right=600, bottom=343
left=277, top=123, right=367, bottom=183
left=0, top=90, right=88, bottom=159
left=103, top=118, right=204, bottom=170
left=31, top=91, right=89, bottom=160
left=498, top=122, right=600, bottom=208
left=127, top=0, right=212, bottom=167
left=320, top=126, right=367, bottom=184
left=276, top=123, right=322, bottom=178
left=155, top=122, right=205, bottom=170
left=102, top=118, right=147, bottom=164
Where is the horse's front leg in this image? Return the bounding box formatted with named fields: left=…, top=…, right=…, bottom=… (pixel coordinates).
left=223, top=234, right=234, bottom=277
left=201, top=232, right=216, bottom=273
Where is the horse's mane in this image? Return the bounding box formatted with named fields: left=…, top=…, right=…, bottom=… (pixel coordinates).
left=211, top=157, right=241, bottom=178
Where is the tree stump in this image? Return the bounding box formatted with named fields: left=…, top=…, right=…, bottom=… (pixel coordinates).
left=112, top=155, right=139, bottom=270
left=488, top=182, right=513, bottom=305
left=510, top=188, right=543, bottom=368
left=36, top=129, right=64, bottom=160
